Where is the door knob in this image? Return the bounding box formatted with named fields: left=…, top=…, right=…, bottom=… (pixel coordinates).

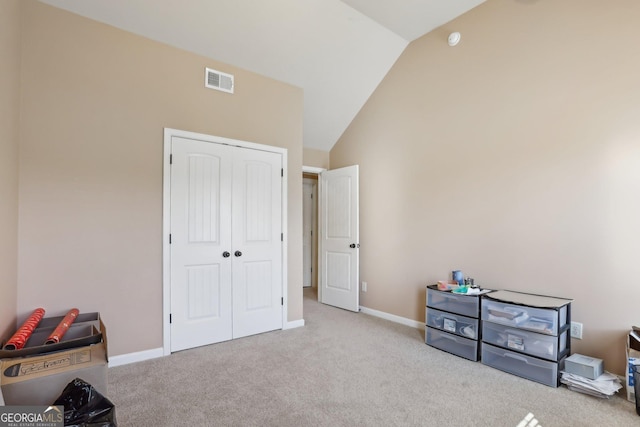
left=234, top=251, right=243, bottom=257
left=349, top=243, right=356, bottom=248
left=222, top=251, right=230, bottom=258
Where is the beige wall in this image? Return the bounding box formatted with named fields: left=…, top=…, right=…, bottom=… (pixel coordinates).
left=18, top=1, right=303, bottom=357
left=0, top=0, right=21, bottom=342
left=331, top=0, right=640, bottom=375
left=303, top=148, right=330, bottom=169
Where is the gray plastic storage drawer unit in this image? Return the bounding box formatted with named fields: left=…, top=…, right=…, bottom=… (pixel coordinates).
left=480, top=290, right=572, bottom=388
left=425, top=285, right=487, bottom=362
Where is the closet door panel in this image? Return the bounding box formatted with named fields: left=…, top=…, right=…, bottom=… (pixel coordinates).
left=170, top=137, right=233, bottom=352
left=232, top=147, right=283, bottom=338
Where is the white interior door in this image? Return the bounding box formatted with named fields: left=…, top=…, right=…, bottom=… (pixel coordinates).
left=170, top=137, right=233, bottom=352
left=319, top=165, right=359, bottom=312
left=231, top=147, right=283, bottom=338
left=169, top=136, right=283, bottom=352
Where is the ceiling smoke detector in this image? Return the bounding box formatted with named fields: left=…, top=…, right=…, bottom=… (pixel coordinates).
left=448, top=32, right=461, bottom=47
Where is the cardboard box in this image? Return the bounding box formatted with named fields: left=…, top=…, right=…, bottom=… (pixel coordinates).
left=565, top=353, right=604, bottom=380
left=627, top=329, right=640, bottom=403
left=0, top=317, right=108, bottom=406
left=0, top=312, right=103, bottom=359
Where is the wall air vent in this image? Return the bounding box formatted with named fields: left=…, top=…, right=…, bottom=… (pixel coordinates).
left=205, top=67, right=234, bottom=94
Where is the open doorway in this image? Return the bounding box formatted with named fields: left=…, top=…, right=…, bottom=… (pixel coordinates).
left=302, top=166, right=325, bottom=290
left=302, top=173, right=318, bottom=288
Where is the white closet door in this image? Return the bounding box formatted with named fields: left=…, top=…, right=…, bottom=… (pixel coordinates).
left=170, top=137, right=233, bottom=352
left=231, top=147, right=283, bottom=338
left=170, top=136, right=283, bottom=351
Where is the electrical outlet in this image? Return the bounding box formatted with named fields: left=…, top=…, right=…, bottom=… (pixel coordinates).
left=570, top=321, right=583, bottom=339
left=361, top=281, right=367, bottom=292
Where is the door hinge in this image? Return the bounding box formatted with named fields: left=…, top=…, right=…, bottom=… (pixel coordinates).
left=281, top=168, right=284, bottom=177
left=281, top=233, right=283, bottom=242
left=281, top=297, right=284, bottom=306
left=169, top=234, right=172, bottom=244
left=169, top=313, right=172, bottom=324
left=170, top=154, right=173, bottom=165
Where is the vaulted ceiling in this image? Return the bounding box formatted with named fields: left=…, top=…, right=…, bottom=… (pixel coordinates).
left=39, top=0, right=486, bottom=151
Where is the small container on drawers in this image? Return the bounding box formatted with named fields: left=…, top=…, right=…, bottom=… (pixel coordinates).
left=427, top=287, right=479, bottom=318
left=481, top=292, right=569, bottom=335
left=481, top=343, right=564, bottom=387
left=482, top=321, right=568, bottom=361
left=426, top=307, right=479, bottom=340
left=426, top=327, right=479, bottom=361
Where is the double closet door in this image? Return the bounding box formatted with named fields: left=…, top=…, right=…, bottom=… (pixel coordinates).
left=170, top=136, right=283, bottom=352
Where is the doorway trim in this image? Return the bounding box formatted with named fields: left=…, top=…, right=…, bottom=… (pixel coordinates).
left=163, top=128, right=288, bottom=356
left=302, top=166, right=326, bottom=174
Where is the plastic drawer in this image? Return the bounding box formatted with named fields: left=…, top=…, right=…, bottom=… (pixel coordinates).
left=427, top=288, right=480, bottom=318
left=426, top=327, right=479, bottom=361
left=481, top=343, right=563, bottom=387
left=482, top=321, right=567, bottom=361
left=481, top=299, right=567, bottom=336
left=426, top=307, right=479, bottom=340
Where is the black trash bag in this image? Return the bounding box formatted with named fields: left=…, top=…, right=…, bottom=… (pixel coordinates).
left=53, top=378, right=117, bottom=427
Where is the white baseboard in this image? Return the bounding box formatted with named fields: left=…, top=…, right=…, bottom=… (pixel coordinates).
left=360, top=306, right=423, bottom=329
left=284, top=319, right=305, bottom=330
left=110, top=322, right=305, bottom=367
left=108, top=347, right=164, bottom=368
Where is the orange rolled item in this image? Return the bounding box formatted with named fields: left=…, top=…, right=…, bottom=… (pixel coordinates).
left=3, top=308, right=46, bottom=350
left=45, top=308, right=80, bottom=345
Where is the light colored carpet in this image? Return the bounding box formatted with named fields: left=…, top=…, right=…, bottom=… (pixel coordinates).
left=108, top=288, right=638, bottom=426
